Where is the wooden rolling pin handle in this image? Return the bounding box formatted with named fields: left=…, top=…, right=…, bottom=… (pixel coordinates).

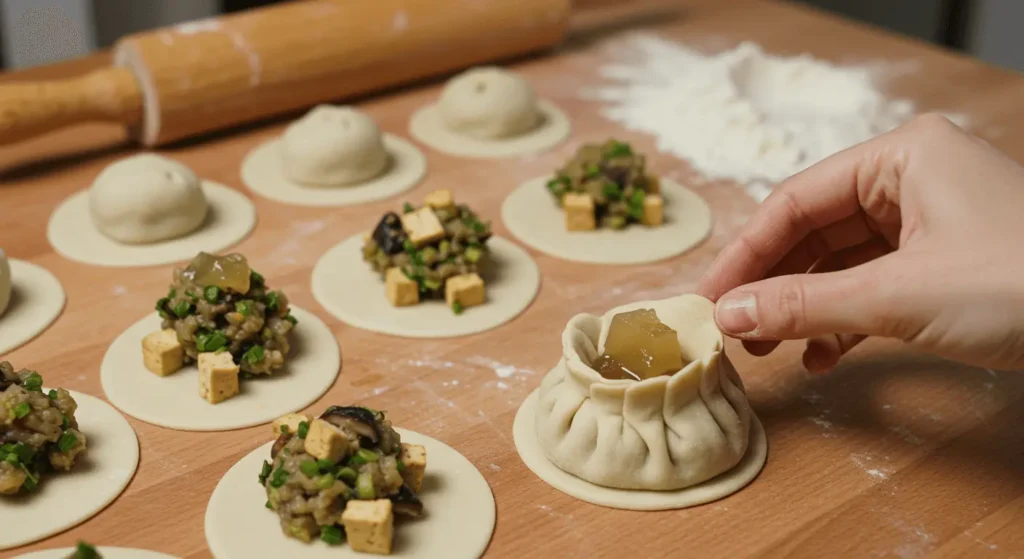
left=0, top=67, right=143, bottom=145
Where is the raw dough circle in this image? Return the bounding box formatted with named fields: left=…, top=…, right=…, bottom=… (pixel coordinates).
left=311, top=235, right=540, bottom=338
left=89, top=154, right=207, bottom=244
left=282, top=106, right=390, bottom=186
left=47, top=181, right=256, bottom=268
left=0, top=391, right=140, bottom=550
left=205, top=429, right=496, bottom=559
left=514, top=390, right=767, bottom=510
left=15, top=548, right=179, bottom=559
left=502, top=177, right=713, bottom=264
left=100, top=306, right=340, bottom=431
left=438, top=67, right=541, bottom=140
left=410, top=100, right=570, bottom=159
left=241, top=136, right=426, bottom=207
left=0, top=259, right=66, bottom=355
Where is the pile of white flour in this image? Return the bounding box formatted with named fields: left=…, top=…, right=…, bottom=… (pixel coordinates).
left=585, top=35, right=944, bottom=201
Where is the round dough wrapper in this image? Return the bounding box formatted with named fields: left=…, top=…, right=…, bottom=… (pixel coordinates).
left=205, top=429, right=496, bottom=559
left=438, top=67, right=542, bottom=140
left=282, top=105, right=389, bottom=186
left=15, top=548, right=179, bottom=559
left=0, top=259, right=66, bottom=355
left=502, top=177, right=712, bottom=264
left=89, top=154, right=207, bottom=244
left=100, top=306, right=340, bottom=431
left=514, top=390, right=767, bottom=511
left=48, top=181, right=256, bottom=268
left=241, top=135, right=426, bottom=207
left=0, top=391, right=140, bottom=550
left=311, top=235, right=540, bottom=338
left=410, top=100, right=570, bottom=159
left=0, top=249, right=11, bottom=316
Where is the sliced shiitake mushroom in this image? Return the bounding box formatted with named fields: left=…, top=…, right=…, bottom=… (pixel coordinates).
left=390, top=484, right=424, bottom=518
left=319, top=406, right=380, bottom=446
left=270, top=433, right=290, bottom=459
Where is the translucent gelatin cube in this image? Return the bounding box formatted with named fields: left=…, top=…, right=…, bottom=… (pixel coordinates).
left=184, top=252, right=251, bottom=293
left=597, top=309, right=683, bottom=380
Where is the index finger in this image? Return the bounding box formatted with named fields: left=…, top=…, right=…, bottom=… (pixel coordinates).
left=697, top=134, right=900, bottom=301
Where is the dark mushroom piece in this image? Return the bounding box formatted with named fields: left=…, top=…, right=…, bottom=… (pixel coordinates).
left=270, top=433, right=291, bottom=459
left=371, top=212, right=407, bottom=255
left=319, top=406, right=381, bottom=447
left=390, top=484, right=424, bottom=518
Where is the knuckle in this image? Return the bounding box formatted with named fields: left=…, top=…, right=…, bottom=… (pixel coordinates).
left=766, top=281, right=809, bottom=337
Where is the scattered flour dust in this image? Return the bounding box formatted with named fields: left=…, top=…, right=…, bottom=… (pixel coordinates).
left=585, top=35, right=965, bottom=201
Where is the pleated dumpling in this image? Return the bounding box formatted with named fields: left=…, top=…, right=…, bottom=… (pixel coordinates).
left=534, top=294, right=753, bottom=490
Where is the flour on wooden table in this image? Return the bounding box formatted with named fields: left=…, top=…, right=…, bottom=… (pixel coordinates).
left=585, top=35, right=966, bottom=201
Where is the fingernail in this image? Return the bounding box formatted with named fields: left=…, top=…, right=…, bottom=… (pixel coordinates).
left=716, top=293, right=758, bottom=335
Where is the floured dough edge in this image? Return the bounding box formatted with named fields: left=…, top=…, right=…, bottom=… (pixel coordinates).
left=100, top=306, right=340, bottom=432
left=15, top=547, right=180, bottom=559
left=47, top=181, right=257, bottom=268
left=311, top=235, right=540, bottom=339
left=502, top=177, right=713, bottom=265
left=409, top=100, right=571, bottom=158
left=241, top=135, right=428, bottom=207
left=0, top=260, right=65, bottom=355
left=0, top=391, right=139, bottom=550
left=205, top=429, right=496, bottom=559
left=513, top=390, right=767, bottom=511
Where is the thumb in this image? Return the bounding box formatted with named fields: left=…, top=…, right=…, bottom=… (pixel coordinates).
left=713, top=260, right=900, bottom=341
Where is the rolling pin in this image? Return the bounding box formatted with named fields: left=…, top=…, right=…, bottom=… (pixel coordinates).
left=0, top=0, right=623, bottom=147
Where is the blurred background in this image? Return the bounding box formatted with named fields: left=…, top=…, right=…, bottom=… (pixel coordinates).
left=0, top=0, right=1020, bottom=73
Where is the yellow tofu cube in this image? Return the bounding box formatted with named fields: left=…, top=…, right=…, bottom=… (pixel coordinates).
left=564, top=193, right=596, bottom=231
left=271, top=413, right=309, bottom=437
left=198, top=352, right=239, bottom=404
left=645, top=174, right=661, bottom=195
left=445, top=273, right=485, bottom=310
left=399, top=207, right=446, bottom=247
left=385, top=267, right=419, bottom=307
left=642, top=194, right=664, bottom=227
left=142, top=329, right=184, bottom=376
left=342, top=500, right=394, bottom=555
left=303, top=419, right=348, bottom=463
left=424, top=189, right=454, bottom=210
left=398, top=443, right=427, bottom=492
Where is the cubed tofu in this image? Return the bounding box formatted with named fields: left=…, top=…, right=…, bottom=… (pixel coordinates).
left=641, top=194, right=664, bottom=227
left=564, top=193, right=596, bottom=231
left=399, top=207, right=446, bottom=247
left=445, top=273, right=485, bottom=310
left=645, top=174, right=661, bottom=195
left=0, top=465, right=26, bottom=494
left=271, top=413, right=309, bottom=437
left=142, top=329, right=184, bottom=376
left=342, top=499, right=394, bottom=556
left=198, top=352, right=239, bottom=405
left=303, top=419, right=348, bottom=463
left=398, top=443, right=427, bottom=492
left=424, top=189, right=454, bottom=210
left=385, top=267, right=419, bottom=307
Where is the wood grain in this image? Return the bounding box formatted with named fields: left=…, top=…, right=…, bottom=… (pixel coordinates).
left=2, top=1, right=1023, bottom=557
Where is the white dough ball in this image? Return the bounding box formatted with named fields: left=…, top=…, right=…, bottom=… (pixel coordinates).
left=88, top=154, right=208, bottom=245
left=0, top=249, right=10, bottom=317
left=438, top=66, right=541, bottom=140
left=282, top=105, right=389, bottom=186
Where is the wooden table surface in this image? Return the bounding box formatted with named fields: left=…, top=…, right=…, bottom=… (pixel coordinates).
left=3, top=1, right=1024, bottom=557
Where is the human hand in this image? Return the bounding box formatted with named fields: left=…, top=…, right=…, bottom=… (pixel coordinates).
left=697, top=114, right=1024, bottom=373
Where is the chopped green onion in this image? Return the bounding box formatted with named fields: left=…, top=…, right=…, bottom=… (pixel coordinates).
left=629, top=188, right=645, bottom=206
left=72, top=541, right=99, bottom=559
left=316, top=458, right=335, bottom=472
left=402, top=202, right=415, bottom=213
left=464, top=246, right=483, bottom=263
left=186, top=290, right=198, bottom=302
left=61, top=415, right=69, bottom=429
left=284, top=313, right=298, bottom=325
left=320, top=525, right=344, bottom=545
left=299, top=459, right=319, bottom=478
left=355, top=472, right=375, bottom=499
left=336, top=467, right=358, bottom=484
left=22, top=372, right=43, bottom=392
left=235, top=300, right=252, bottom=317
left=168, top=287, right=177, bottom=298
left=604, top=140, right=633, bottom=158
left=155, top=297, right=170, bottom=317
left=315, top=474, right=335, bottom=489
left=297, top=421, right=309, bottom=439
left=453, top=301, right=464, bottom=315
left=20, top=468, right=38, bottom=491
left=423, top=278, right=442, bottom=291
left=397, top=459, right=406, bottom=473
left=585, top=163, right=601, bottom=176
left=172, top=300, right=192, bottom=318
left=602, top=181, right=623, bottom=201
left=265, top=291, right=281, bottom=313
left=265, top=500, right=273, bottom=510
left=47, top=389, right=58, bottom=400
left=250, top=270, right=265, bottom=287
left=270, top=466, right=289, bottom=488
left=12, top=402, right=31, bottom=419
left=258, top=460, right=272, bottom=485
left=3, top=453, right=18, bottom=465
left=279, top=424, right=289, bottom=435
left=204, top=285, right=220, bottom=303
left=402, top=239, right=415, bottom=253
left=58, top=432, right=78, bottom=452
left=242, top=345, right=265, bottom=365
left=347, top=448, right=379, bottom=467
left=196, top=331, right=229, bottom=352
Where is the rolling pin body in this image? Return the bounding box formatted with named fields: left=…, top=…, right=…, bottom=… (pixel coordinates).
left=0, top=0, right=572, bottom=147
